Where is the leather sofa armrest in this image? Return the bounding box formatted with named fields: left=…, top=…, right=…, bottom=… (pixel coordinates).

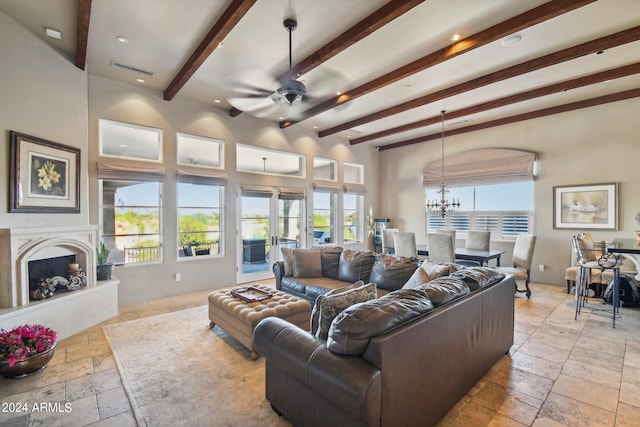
left=253, top=317, right=381, bottom=424
left=273, top=261, right=285, bottom=290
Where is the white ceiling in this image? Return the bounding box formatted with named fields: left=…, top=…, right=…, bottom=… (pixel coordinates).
left=1, top=0, right=638, bottom=150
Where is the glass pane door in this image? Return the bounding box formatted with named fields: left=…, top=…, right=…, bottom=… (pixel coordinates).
left=237, top=188, right=305, bottom=283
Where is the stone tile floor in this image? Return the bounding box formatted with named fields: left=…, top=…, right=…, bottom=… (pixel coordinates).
left=1, top=282, right=639, bottom=426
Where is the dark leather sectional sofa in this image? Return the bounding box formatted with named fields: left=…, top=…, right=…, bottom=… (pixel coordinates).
left=256, top=247, right=515, bottom=427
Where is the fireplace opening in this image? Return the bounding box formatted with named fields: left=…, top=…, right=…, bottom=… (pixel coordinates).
left=28, top=255, right=87, bottom=301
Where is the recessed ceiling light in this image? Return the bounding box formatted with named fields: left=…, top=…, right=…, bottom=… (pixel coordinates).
left=336, top=91, right=341, bottom=95
left=45, top=27, right=61, bottom=39
left=218, top=42, right=225, bottom=48
left=313, top=126, right=318, bottom=129
left=119, top=144, right=128, bottom=148
left=116, top=35, right=130, bottom=44
left=450, top=33, right=462, bottom=42
left=501, top=34, right=525, bottom=47
left=213, top=99, right=221, bottom=103
left=136, top=78, right=145, bottom=83
left=278, top=116, right=284, bottom=120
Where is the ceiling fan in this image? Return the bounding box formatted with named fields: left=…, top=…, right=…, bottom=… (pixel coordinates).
left=225, top=18, right=343, bottom=118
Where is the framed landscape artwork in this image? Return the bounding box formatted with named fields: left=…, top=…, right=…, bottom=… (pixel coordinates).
left=9, top=131, right=80, bottom=213
left=553, top=183, right=617, bottom=230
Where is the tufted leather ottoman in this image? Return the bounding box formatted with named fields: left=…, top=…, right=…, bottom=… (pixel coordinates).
left=208, top=284, right=311, bottom=360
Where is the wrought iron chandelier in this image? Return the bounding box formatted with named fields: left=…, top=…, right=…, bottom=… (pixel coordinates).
left=426, top=110, right=460, bottom=218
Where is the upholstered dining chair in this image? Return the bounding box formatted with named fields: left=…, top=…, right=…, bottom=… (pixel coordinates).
left=381, top=228, right=399, bottom=254
left=393, top=231, right=425, bottom=261
left=427, top=233, right=455, bottom=263
left=492, top=234, right=536, bottom=298
left=465, top=231, right=491, bottom=251
left=435, top=229, right=456, bottom=246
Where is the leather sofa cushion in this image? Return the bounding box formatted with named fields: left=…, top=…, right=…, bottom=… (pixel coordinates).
left=337, top=249, right=376, bottom=283
left=416, top=277, right=469, bottom=306
left=319, top=246, right=342, bottom=279
left=314, top=282, right=376, bottom=341
left=327, top=289, right=434, bottom=355
left=369, top=254, right=419, bottom=291
left=450, top=267, right=506, bottom=290
left=293, top=249, right=322, bottom=278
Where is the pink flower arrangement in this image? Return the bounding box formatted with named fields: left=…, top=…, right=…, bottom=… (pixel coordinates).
left=0, top=324, right=57, bottom=367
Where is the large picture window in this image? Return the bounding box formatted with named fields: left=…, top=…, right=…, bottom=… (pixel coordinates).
left=343, top=193, right=364, bottom=243
left=100, top=179, right=163, bottom=264
left=313, top=191, right=337, bottom=245
left=426, top=182, right=533, bottom=240
left=177, top=183, right=224, bottom=258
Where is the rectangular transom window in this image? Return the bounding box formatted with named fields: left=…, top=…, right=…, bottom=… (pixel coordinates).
left=313, top=157, right=337, bottom=181
left=177, top=133, right=224, bottom=169
left=236, top=144, right=305, bottom=177
left=99, top=119, right=162, bottom=162
left=344, top=162, right=364, bottom=184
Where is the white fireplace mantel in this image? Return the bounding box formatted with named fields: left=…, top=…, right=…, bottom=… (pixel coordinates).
left=0, top=225, right=118, bottom=339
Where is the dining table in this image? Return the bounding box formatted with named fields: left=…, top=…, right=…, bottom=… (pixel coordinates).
left=416, top=245, right=505, bottom=266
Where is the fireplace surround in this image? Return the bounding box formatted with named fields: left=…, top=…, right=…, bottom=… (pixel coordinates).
left=0, top=226, right=118, bottom=339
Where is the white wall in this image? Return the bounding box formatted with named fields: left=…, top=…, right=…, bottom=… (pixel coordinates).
left=88, top=76, right=379, bottom=305
left=0, top=11, right=89, bottom=227
left=379, top=100, right=640, bottom=286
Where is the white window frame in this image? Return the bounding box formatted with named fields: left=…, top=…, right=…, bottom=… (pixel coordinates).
left=236, top=144, right=305, bottom=178
left=343, top=193, right=364, bottom=244
left=344, top=162, right=365, bottom=184
left=313, top=157, right=337, bottom=181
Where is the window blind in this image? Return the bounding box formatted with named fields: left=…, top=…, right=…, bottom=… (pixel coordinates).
left=423, top=149, right=535, bottom=187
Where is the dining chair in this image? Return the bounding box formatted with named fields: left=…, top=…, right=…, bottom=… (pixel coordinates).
left=427, top=233, right=455, bottom=263
left=492, top=234, right=536, bottom=298
left=435, top=229, right=456, bottom=246
left=465, top=231, right=490, bottom=251
left=381, top=228, right=399, bottom=254
left=393, top=231, right=423, bottom=260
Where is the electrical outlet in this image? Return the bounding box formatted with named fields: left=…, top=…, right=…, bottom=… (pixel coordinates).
left=538, top=264, right=545, bottom=272
left=175, top=273, right=181, bottom=282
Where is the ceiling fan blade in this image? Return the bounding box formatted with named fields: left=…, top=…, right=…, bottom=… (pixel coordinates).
left=227, top=68, right=279, bottom=94
left=227, top=96, right=276, bottom=113
left=302, top=67, right=347, bottom=99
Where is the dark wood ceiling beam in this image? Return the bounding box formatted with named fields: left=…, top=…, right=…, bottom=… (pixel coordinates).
left=378, top=88, right=640, bottom=151
left=350, top=61, right=640, bottom=144
left=324, top=24, right=640, bottom=138
left=279, top=0, right=596, bottom=128
left=164, top=0, right=257, bottom=101
left=230, top=0, right=425, bottom=117
left=278, top=0, right=425, bottom=81
left=75, top=0, right=92, bottom=70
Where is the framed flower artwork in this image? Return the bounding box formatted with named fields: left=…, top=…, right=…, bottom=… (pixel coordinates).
left=9, top=131, right=80, bottom=213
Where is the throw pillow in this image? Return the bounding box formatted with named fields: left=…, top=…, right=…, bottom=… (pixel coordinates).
left=402, top=267, right=430, bottom=290
left=280, top=247, right=294, bottom=277
left=310, top=280, right=364, bottom=335
left=316, top=282, right=376, bottom=341
left=337, top=249, right=376, bottom=283
left=420, top=261, right=452, bottom=279
left=292, top=249, right=323, bottom=278
left=327, top=289, right=434, bottom=355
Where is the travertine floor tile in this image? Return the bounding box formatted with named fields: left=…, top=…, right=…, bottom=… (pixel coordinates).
left=539, top=392, right=615, bottom=427
left=560, top=358, right=621, bottom=389
left=551, top=374, right=619, bottom=412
